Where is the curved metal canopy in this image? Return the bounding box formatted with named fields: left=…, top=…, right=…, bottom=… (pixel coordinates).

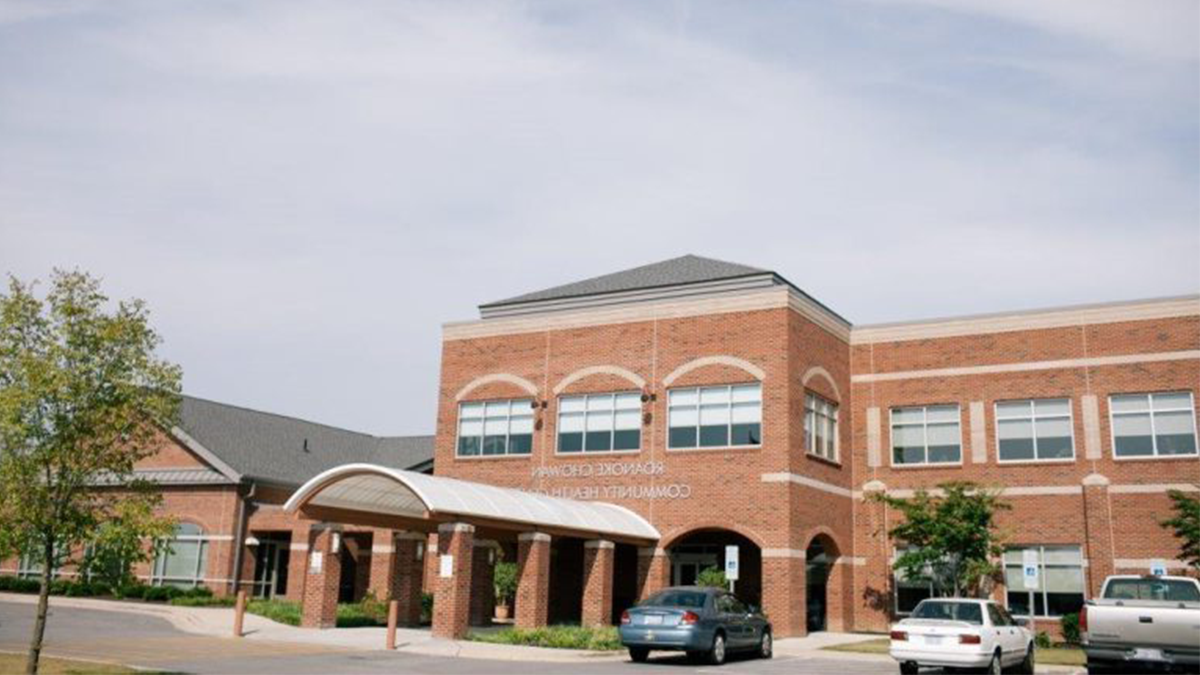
left=284, top=463, right=660, bottom=542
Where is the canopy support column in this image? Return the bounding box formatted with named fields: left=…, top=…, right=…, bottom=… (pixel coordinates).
left=515, top=532, right=551, bottom=629
left=301, top=524, right=342, bottom=629
left=581, top=540, right=614, bottom=627
left=432, top=523, right=475, bottom=639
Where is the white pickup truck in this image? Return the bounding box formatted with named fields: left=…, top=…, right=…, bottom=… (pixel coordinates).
left=1082, top=575, right=1200, bottom=674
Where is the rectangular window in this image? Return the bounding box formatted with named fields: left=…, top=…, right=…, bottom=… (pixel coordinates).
left=1003, top=546, right=1085, bottom=617
left=996, top=398, right=1075, bottom=462
left=151, top=524, right=210, bottom=589
left=805, top=393, right=839, bottom=462
left=1110, top=392, right=1197, bottom=458
left=668, top=384, right=761, bottom=449
left=891, top=404, right=962, bottom=465
left=558, top=392, right=641, bottom=453
left=456, top=399, right=535, bottom=457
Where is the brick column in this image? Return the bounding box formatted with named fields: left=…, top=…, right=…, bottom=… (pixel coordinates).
left=763, top=552, right=806, bottom=637
left=515, top=532, right=551, bottom=629
left=470, top=540, right=498, bottom=626
left=368, top=531, right=397, bottom=600
left=301, top=525, right=342, bottom=629
left=284, top=535, right=308, bottom=602
left=636, top=547, right=669, bottom=601
left=393, top=533, right=426, bottom=626
left=855, top=481, right=892, bottom=633
left=432, top=523, right=475, bottom=639
left=581, top=540, right=615, bottom=627
left=1082, top=474, right=1115, bottom=597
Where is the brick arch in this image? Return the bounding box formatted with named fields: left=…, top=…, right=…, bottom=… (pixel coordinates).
left=662, top=355, right=766, bottom=387
left=552, top=365, right=646, bottom=395
left=454, top=373, right=539, bottom=401
left=659, top=522, right=769, bottom=550
left=800, top=366, right=841, bottom=401
left=804, top=526, right=843, bottom=559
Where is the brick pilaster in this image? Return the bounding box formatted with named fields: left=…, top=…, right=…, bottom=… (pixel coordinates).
left=432, top=523, right=475, bottom=639
left=300, top=525, right=342, bottom=629
left=763, top=552, right=806, bottom=637
left=515, top=532, right=551, bottom=629
left=1082, top=474, right=1115, bottom=597
left=368, top=530, right=397, bottom=601
left=582, top=540, right=615, bottom=627
left=636, top=547, right=669, bottom=601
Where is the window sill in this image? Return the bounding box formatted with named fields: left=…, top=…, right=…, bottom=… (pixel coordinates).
left=554, top=449, right=642, bottom=458
left=1112, top=453, right=1199, bottom=462
left=805, top=452, right=842, bottom=467
left=666, top=445, right=762, bottom=454
left=996, top=457, right=1077, bottom=466
left=454, top=454, right=532, bottom=461
left=888, top=461, right=964, bottom=470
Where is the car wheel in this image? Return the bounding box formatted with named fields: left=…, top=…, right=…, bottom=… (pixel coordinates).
left=899, top=661, right=919, bottom=675
left=628, top=647, right=649, bottom=663
left=708, top=632, right=727, bottom=665
left=985, top=650, right=1002, bottom=675
left=758, top=629, right=773, bottom=659
left=1018, top=645, right=1034, bottom=675
left=1085, top=659, right=1111, bottom=675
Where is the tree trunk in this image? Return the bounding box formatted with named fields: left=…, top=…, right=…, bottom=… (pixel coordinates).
left=25, top=538, right=53, bottom=675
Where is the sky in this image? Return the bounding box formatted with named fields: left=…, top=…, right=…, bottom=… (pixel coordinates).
left=1, top=0, right=1197, bottom=436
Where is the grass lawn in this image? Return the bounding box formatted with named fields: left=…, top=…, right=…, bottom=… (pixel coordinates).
left=0, top=652, right=143, bottom=674
left=822, top=637, right=1086, bottom=667
left=468, top=625, right=623, bottom=651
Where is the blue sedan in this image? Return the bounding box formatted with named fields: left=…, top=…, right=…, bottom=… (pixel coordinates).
left=618, top=586, right=772, bottom=665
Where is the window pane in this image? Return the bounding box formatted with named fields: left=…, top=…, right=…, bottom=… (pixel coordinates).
left=458, top=436, right=481, bottom=456
left=585, top=412, right=612, bottom=431
left=560, top=396, right=585, bottom=413
left=484, top=418, right=508, bottom=435
left=669, top=389, right=698, bottom=406
left=927, top=423, right=961, bottom=463
left=1151, top=392, right=1193, bottom=410
left=615, top=393, right=642, bottom=410
left=460, top=402, right=484, bottom=418
left=163, top=541, right=200, bottom=579
left=731, top=401, right=760, bottom=423
left=998, top=419, right=1034, bottom=461
left=893, top=408, right=924, bottom=425
left=1044, top=566, right=1084, bottom=593
left=1155, top=411, right=1197, bottom=455
left=509, top=415, right=533, bottom=434
left=559, top=412, right=584, bottom=432
left=585, top=431, right=612, bottom=451
left=669, top=427, right=697, bottom=448
left=1113, top=413, right=1154, bottom=456
left=482, top=436, right=506, bottom=455
left=1110, top=394, right=1149, bottom=413
left=699, top=425, right=729, bottom=447
left=614, top=409, right=640, bottom=430
left=1042, top=547, right=1082, bottom=565
left=1045, top=593, right=1084, bottom=617
left=700, top=387, right=730, bottom=405
left=460, top=418, right=483, bottom=437
left=485, top=401, right=510, bottom=418
left=731, top=423, right=760, bottom=446
left=731, top=384, right=761, bottom=403
left=1035, top=418, right=1073, bottom=458
left=699, top=404, right=730, bottom=426
left=997, top=401, right=1032, bottom=418
left=926, top=406, right=959, bottom=423
left=508, top=434, right=532, bottom=455
left=893, top=425, right=925, bottom=464
left=1035, top=399, right=1071, bottom=417
left=586, top=395, right=613, bottom=412
left=558, top=432, right=583, bottom=453
left=669, top=406, right=698, bottom=428
left=1006, top=590, right=1032, bottom=616
left=612, top=429, right=640, bottom=451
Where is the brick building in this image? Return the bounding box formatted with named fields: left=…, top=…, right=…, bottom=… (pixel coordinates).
left=4, top=254, right=1197, bottom=641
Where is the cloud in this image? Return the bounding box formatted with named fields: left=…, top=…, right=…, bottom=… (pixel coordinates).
left=1, top=1, right=1196, bottom=432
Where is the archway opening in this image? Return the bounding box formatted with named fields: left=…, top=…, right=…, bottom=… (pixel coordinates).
left=806, top=534, right=841, bottom=633
left=667, top=529, right=761, bottom=607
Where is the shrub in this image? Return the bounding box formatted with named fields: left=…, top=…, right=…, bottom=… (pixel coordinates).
left=0, top=576, right=42, bottom=594
left=114, top=582, right=148, bottom=600
left=246, top=599, right=302, bottom=626
left=696, top=566, right=727, bottom=589
left=1035, top=631, right=1052, bottom=649
left=469, top=625, right=622, bottom=651
left=494, top=561, right=518, bottom=606
left=171, top=595, right=235, bottom=607
left=142, top=586, right=183, bottom=602
left=1060, top=613, right=1080, bottom=645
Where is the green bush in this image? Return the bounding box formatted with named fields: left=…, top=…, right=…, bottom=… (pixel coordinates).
left=246, top=599, right=302, bottom=626
left=494, top=561, right=518, bottom=606
left=469, top=625, right=622, bottom=651
left=0, top=576, right=42, bottom=593
left=170, top=595, right=235, bottom=607
left=142, top=586, right=183, bottom=602
left=1060, top=613, right=1080, bottom=645
left=1035, top=631, right=1052, bottom=649
left=696, top=566, right=727, bottom=589
left=114, top=582, right=148, bottom=600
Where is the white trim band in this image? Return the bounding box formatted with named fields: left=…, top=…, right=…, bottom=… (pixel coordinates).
left=519, top=532, right=551, bottom=543
left=852, top=350, right=1200, bottom=384
left=761, top=472, right=853, bottom=498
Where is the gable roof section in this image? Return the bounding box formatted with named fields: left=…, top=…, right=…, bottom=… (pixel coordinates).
left=482, top=255, right=770, bottom=309
left=173, top=395, right=433, bottom=488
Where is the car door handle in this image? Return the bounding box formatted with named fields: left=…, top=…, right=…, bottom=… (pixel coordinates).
left=1138, top=616, right=1153, bottom=624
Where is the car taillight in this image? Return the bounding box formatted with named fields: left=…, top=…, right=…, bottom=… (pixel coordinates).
left=890, top=630, right=908, bottom=641
left=680, top=611, right=699, bottom=625
left=1079, top=605, right=1088, bottom=633
left=620, top=610, right=631, bottom=625
left=959, top=634, right=982, bottom=644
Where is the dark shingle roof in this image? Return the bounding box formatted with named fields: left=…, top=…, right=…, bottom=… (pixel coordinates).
left=176, top=395, right=433, bottom=487
left=482, top=255, right=769, bottom=308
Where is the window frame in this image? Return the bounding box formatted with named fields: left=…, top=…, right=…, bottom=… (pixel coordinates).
left=994, top=397, right=1077, bottom=465
left=1108, top=391, right=1198, bottom=461
left=666, top=383, right=763, bottom=452
left=455, top=398, right=536, bottom=459
left=1002, top=544, right=1086, bottom=619
left=888, top=404, right=964, bottom=468
left=805, top=391, right=840, bottom=464
left=555, top=391, right=643, bottom=456
left=150, top=522, right=210, bottom=589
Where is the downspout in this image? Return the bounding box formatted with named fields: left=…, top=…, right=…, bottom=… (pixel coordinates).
left=230, top=481, right=256, bottom=595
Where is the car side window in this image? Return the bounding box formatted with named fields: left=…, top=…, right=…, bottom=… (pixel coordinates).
left=986, top=604, right=1006, bottom=626
left=996, top=606, right=1014, bottom=626
left=729, top=596, right=748, bottom=614
left=716, top=595, right=734, bottom=613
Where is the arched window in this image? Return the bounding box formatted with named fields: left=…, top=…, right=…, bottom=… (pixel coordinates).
left=151, top=522, right=209, bottom=588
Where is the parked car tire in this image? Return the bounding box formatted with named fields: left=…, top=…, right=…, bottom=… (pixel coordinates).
left=1018, top=646, right=1035, bottom=674
left=899, top=661, right=919, bottom=675
left=985, top=650, right=1002, bottom=675
left=758, top=629, right=773, bottom=659
left=708, top=632, right=727, bottom=665
left=1085, top=659, right=1113, bottom=675
left=628, top=647, right=649, bottom=663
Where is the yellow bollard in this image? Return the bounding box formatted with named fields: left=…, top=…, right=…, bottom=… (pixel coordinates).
left=386, top=599, right=399, bottom=650
left=233, top=589, right=247, bottom=637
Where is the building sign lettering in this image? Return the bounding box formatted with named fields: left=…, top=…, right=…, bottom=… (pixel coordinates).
left=527, top=461, right=690, bottom=500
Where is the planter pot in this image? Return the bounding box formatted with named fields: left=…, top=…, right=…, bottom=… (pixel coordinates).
left=494, top=604, right=511, bottom=620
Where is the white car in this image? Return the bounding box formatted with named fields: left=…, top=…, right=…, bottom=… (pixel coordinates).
left=889, top=598, right=1035, bottom=675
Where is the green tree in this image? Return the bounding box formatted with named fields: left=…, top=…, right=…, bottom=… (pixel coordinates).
left=1160, top=487, right=1200, bottom=570
left=0, top=270, right=181, bottom=674
left=871, top=481, right=1010, bottom=597
left=79, top=493, right=176, bottom=589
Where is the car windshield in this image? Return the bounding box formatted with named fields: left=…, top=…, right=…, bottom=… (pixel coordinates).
left=911, top=601, right=984, bottom=624
left=642, top=590, right=708, bottom=609
left=1105, top=579, right=1200, bottom=602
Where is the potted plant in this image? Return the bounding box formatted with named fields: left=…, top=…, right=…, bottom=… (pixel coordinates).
left=494, top=560, right=517, bottom=621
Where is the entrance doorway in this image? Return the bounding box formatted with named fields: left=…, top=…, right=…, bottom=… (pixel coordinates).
left=251, top=534, right=291, bottom=599
left=806, top=538, right=831, bottom=632
left=666, top=529, right=761, bottom=607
